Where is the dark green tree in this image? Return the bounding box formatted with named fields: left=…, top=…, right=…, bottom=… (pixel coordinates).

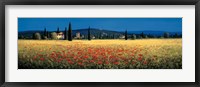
left=19, top=35, right=24, bottom=39
left=46, top=31, right=49, bottom=38
left=88, top=26, right=91, bottom=40
left=99, top=33, right=102, bottom=39
left=141, top=32, right=145, bottom=38
left=125, top=29, right=128, bottom=40
left=44, top=27, right=47, bottom=36
left=113, top=34, right=115, bottom=39
left=42, top=27, right=48, bottom=39
left=179, top=34, right=182, bottom=38
left=174, top=33, right=179, bottom=38
left=164, top=32, right=170, bottom=38
left=57, top=27, right=60, bottom=33
left=32, top=33, right=34, bottom=39
left=64, top=27, right=67, bottom=40
left=68, top=22, right=72, bottom=41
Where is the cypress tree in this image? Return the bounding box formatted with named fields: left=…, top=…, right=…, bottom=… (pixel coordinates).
left=141, top=32, right=145, bottom=38
left=46, top=31, right=49, bottom=38
left=68, top=22, right=72, bottom=41
left=174, top=33, right=178, bottom=38
left=32, top=33, right=35, bottom=39
left=125, top=29, right=128, bottom=40
left=44, top=27, right=47, bottom=36
left=88, top=26, right=91, bottom=40
left=64, top=27, right=67, bottom=40
left=99, top=33, right=101, bottom=39
left=57, top=27, right=60, bottom=33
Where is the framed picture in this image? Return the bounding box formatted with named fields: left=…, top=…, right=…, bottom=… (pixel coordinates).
left=0, top=0, right=199, bottom=87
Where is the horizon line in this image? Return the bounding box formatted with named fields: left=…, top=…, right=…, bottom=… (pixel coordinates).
left=18, top=28, right=182, bottom=32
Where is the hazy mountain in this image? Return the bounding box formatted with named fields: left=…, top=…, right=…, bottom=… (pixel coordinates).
left=128, top=31, right=182, bottom=36
left=18, top=28, right=182, bottom=38
left=18, top=28, right=123, bottom=37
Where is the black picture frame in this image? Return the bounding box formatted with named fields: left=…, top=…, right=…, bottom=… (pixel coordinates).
left=0, top=0, right=199, bottom=87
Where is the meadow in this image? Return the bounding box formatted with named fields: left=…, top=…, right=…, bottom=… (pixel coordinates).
left=18, top=39, right=182, bottom=69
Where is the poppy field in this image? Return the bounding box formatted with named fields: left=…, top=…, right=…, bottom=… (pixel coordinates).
left=18, top=39, right=182, bottom=69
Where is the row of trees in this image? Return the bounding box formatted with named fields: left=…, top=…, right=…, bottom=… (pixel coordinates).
left=22, top=22, right=182, bottom=41
left=32, top=23, right=93, bottom=41
left=32, top=22, right=73, bottom=41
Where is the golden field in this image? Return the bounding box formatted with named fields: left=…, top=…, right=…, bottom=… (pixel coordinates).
left=18, top=39, right=182, bottom=69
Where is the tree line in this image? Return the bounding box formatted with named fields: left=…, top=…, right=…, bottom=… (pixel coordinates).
left=19, top=22, right=182, bottom=41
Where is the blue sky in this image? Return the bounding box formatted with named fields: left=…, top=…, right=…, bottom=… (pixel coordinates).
left=18, top=18, right=182, bottom=32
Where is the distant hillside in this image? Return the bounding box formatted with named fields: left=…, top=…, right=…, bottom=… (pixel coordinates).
left=18, top=28, right=124, bottom=37
left=128, top=31, right=182, bottom=36
left=18, top=28, right=182, bottom=38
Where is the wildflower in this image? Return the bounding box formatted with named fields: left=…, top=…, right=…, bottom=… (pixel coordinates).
left=138, top=57, right=142, bottom=61
left=33, top=56, right=37, bottom=60
left=105, top=61, right=109, bottom=64
left=40, top=58, right=45, bottom=61
left=73, top=56, right=78, bottom=59
left=68, top=61, right=74, bottom=64
left=138, top=54, right=143, bottom=56
left=83, top=55, right=89, bottom=59
left=98, top=61, right=102, bottom=64
left=114, top=62, right=119, bottom=65
left=57, top=58, right=63, bottom=63
left=78, top=62, right=83, bottom=66
left=90, top=60, right=95, bottom=63
left=143, top=61, right=147, bottom=64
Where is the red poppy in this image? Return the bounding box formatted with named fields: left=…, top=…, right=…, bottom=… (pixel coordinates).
left=84, top=55, right=89, bottom=59
left=78, top=62, right=83, bottom=66
left=57, top=58, right=63, bottom=63
left=143, top=61, right=147, bottom=64
left=114, top=62, right=119, bottom=65
left=98, top=61, right=102, bottom=64
left=77, top=52, right=81, bottom=55
left=68, top=61, right=74, bottom=64
left=33, top=56, right=37, bottom=60
left=138, top=54, right=143, bottom=56
left=40, top=58, right=45, bottom=61
left=73, top=56, right=78, bottom=59
left=105, top=61, right=109, bottom=64
left=90, top=60, right=95, bottom=63
left=109, top=56, right=115, bottom=59
left=138, top=57, right=142, bottom=61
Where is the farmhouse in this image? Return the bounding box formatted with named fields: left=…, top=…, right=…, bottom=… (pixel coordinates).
left=74, top=32, right=81, bottom=39
left=57, top=32, right=64, bottom=40
left=119, top=35, right=125, bottom=39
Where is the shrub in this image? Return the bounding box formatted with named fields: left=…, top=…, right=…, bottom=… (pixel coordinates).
left=132, top=34, right=136, bottom=40
left=50, top=32, right=57, bottom=40
left=33, top=33, right=41, bottom=40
